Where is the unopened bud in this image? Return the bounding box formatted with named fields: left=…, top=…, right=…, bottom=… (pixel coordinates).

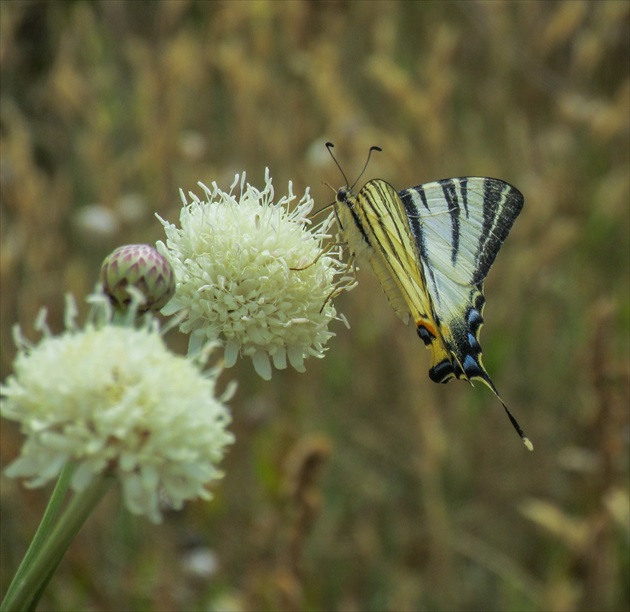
left=100, top=244, right=175, bottom=312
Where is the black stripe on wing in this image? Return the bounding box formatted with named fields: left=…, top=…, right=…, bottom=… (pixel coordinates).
left=337, top=187, right=373, bottom=248
left=399, top=187, right=439, bottom=300
left=439, top=178, right=461, bottom=266
left=361, top=181, right=412, bottom=266
left=475, top=178, right=524, bottom=283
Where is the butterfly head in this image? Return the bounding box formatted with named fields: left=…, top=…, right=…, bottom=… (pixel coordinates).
left=335, top=186, right=355, bottom=209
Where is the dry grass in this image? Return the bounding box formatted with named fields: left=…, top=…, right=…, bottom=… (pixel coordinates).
left=1, top=1, right=628, bottom=610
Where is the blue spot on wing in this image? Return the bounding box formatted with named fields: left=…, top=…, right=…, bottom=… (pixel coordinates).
left=463, top=354, right=478, bottom=369
left=468, top=308, right=483, bottom=327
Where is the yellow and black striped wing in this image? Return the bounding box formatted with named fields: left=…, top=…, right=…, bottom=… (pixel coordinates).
left=334, top=179, right=453, bottom=377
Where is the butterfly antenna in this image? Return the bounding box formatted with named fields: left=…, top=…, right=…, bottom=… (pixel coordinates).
left=312, top=199, right=336, bottom=219
left=325, top=142, right=349, bottom=187
left=351, top=145, right=383, bottom=190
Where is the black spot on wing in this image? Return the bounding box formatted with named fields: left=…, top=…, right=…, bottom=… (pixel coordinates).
left=416, top=323, right=435, bottom=346
left=429, top=359, right=456, bottom=384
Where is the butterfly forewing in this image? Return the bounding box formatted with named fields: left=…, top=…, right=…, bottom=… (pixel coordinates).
left=337, top=180, right=442, bottom=336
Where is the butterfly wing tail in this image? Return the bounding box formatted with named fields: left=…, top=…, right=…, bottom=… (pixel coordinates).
left=470, top=367, right=534, bottom=451
left=429, top=346, right=534, bottom=451
left=423, top=288, right=533, bottom=451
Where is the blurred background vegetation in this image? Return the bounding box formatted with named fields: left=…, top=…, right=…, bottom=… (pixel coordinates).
left=1, top=1, right=628, bottom=611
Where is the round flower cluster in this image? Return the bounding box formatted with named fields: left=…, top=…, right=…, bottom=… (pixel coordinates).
left=1, top=299, right=233, bottom=523
left=156, top=169, right=353, bottom=380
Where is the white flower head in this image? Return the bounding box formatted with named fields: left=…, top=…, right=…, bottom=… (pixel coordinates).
left=156, top=169, right=354, bottom=380
left=1, top=295, right=234, bottom=523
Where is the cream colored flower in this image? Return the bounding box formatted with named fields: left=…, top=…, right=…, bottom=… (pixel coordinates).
left=1, top=296, right=233, bottom=523
left=156, top=169, right=353, bottom=380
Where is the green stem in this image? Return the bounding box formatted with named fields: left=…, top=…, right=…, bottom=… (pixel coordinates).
left=1, top=471, right=114, bottom=612
left=1, top=463, right=75, bottom=607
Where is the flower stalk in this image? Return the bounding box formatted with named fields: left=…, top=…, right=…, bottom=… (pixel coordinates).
left=1, top=463, right=74, bottom=610
left=1, top=468, right=114, bottom=612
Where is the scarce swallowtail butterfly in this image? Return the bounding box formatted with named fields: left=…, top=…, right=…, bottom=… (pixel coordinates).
left=328, top=143, right=532, bottom=450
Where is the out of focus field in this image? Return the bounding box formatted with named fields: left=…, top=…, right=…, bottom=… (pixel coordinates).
left=1, top=2, right=628, bottom=611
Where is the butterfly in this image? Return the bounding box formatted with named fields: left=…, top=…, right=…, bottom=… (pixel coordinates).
left=328, top=143, right=532, bottom=450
